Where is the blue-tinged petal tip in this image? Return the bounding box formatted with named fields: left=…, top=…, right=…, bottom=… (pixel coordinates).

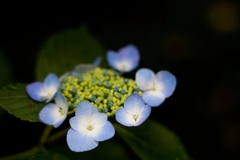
left=106, top=44, right=140, bottom=72
left=26, top=82, right=48, bottom=102
left=155, top=70, right=177, bottom=98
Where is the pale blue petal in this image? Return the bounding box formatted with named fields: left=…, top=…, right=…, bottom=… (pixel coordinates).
left=72, top=64, right=95, bottom=76
left=155, top=70, right=177, bottom=97
left=43, top=73, right=60, bottom=97
left=92, top=121, right=115, bottom=142
left=118, top=44, right=140, bottom=62
left=59, top=72, right=70, bottom=82
left=113, top=59, right=135, bottom=72
left=91, top=113, right=107, bottom=128
left=107, top=45, right=140, bottom=72
left=26, top=82, right=48, bottom=102
left=124, top=94, right=145, bottom=115
left=67, top=129, right=98, bottom=152
left=142, top=90, right=165, bottom=107
left=116, top=104, right=151, bottom=127
left=136, top=68, right=155, bottom=90
left=55, top=91, right=68, bottom=111
left=133, top=105, right=151, bottom=126
left=60, top=57, right=101, bottom=81
left=115, top=108, right=133, bottom=127
left=118, top=44, right=140, bottom=71
left=76, top=101, right=98, bottom=117
left=92, top=56, right=102, bottom=66
left=106, top=50, right=118, bottom=70
left=69, top=117, right=82, bottom=131
left=39, top=103, right=66, bottom=128
left=53, top=119, right=65, bottom=128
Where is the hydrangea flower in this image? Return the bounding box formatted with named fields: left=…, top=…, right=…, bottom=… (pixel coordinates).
left=136, top=68, right=177, bottom=107
left=107, top=44, right=140, bottom=72
left=67, top=101, right=115, bottom=152
left=39, top=91, right=68, bottom=128
left=116, top=93, right=151, bottom=127
left=26, top=73, right=60, bottom=102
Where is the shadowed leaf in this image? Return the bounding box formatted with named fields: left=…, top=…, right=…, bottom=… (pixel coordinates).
left=114, top=119, right=191, bottom=160
left=29, top=152, right=69, bottom=160
left=0, top=49, right=14, bottom=88
left=35, top=25, right=106, bottom=81
left=0, top=83, right=45, bottom=122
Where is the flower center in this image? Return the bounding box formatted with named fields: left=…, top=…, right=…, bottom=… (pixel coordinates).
left=87, top=125, right=93, bottom=131
left=151, top=85, right=156, bottom=91
left=60, top=67, right=142, bottom=117
left=59, top=107, right=65, bottom=115
left=40, top=92, right=52, bottom=100
left=121, top=65, right=126, bottom=70
left=133, top=114, right=139, bottom=121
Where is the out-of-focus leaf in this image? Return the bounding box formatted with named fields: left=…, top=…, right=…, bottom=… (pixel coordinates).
left=0, top=83, right=45, bottom=122
left=0, top=49, right=14, bottom=117
left=48, top=137, right=135, bottom=160
left=29, top=152, right=69, bottom=160
left=114, top=119, right=191, bottom=160
left=35, top=25, right=106, bottom=81
left=0, top=49, right=14, bottom=88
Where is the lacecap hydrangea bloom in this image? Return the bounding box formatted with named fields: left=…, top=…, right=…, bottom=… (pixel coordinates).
left=26, top=44, right=176, bottom=152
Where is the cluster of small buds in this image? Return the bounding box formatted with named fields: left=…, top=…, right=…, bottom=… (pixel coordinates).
left=60, top=67, right=142, bottom=116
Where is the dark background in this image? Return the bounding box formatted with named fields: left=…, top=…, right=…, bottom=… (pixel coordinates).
left=1, top=1, right=240, bottom=159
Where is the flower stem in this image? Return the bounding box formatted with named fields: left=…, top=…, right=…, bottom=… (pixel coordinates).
left=47, top=127, right=70, bottom=143
left=67, top=108, right=76, bottom=115
left=0, top=125, right=69, bottom=160
left=39, top=125, right=53, bottom=144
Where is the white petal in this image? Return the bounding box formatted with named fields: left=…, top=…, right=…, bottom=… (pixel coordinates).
left=91, top=113, right=107, bottom=128
left=67, top=129, right=98, bottom=152
left=26, top=82, right=48, bottom=102
left=76, top=101, right=98, bottom=117
left=69, top=116, right=82, bottom=131
left=116, top=105, right=151, bottom=127
left=136, top=68, right=155, bottom=90
left=142, top=90, right=165, bottom=107
left=43, top=73, right=60, bottom=99
left=91, top=121, right=115, bottom=141
left=106, top=51, right=119, bottom=70
left=107, top=45, right=140, bottom=72
left=39, top=103, right=66, bottom=128
left=133, top=105, right=151, bottom=126
left=115, top=108, right=135, bottom=127
left=155, top=70, right=177, bottom=97
left=115, top=60, right=134, bottom=72
left=118, top=44, right=140, bottom=62
left=124, top=94, right=145, bottom=115
left=55, top=91, right=68, bottom=111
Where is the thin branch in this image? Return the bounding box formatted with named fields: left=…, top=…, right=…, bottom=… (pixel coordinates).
left=0, top=146, right=41, bottom=160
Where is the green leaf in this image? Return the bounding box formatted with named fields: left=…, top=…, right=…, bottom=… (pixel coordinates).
left=0, top=49, right=15, bottom=117
left=0, top=83, right=45, bottom=122
left=0, top=49, right=14, bottom=88
left=35, top=25, right=106, bottom=81
left=29, top=152, right=69, bottom=160
left=114, top=119, right=191, bottom=160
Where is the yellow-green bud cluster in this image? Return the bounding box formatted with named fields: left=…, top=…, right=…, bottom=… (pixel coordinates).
left=60, top=67, right=142, bottom=116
